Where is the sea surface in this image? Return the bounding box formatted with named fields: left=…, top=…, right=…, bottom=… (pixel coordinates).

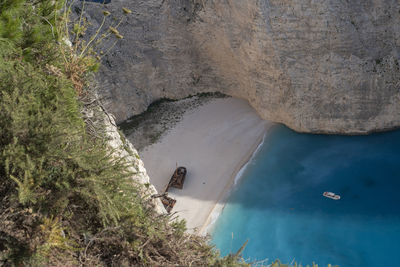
left=211, top=125, right=400, bottom=267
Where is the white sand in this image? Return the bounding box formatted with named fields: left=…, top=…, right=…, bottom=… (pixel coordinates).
left=140, top=97, right=273, bottom=233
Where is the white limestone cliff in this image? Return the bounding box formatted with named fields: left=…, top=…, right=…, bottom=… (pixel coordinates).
left=79, top=0, right=400, bottom=134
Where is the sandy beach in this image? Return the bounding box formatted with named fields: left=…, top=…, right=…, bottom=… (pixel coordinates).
left=138, top=97, right=273, bottom=233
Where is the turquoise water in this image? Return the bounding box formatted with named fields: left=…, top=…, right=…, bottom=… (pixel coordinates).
left=211, top=125, right=400, bottom=267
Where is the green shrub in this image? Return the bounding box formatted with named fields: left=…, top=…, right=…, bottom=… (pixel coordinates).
left=0, top=1, right=243, bottom=266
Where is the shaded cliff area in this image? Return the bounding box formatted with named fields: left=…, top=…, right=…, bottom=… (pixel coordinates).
left=82, top=0, right=400, bottom=134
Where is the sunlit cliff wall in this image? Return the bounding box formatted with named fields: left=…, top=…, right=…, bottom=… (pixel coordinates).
left=81, top=0, right=400, bottom=134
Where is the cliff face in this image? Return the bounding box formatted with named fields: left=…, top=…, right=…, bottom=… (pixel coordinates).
left=83, top=0, right=400, bottom=134
left=101, top=108, right=165, bottom=213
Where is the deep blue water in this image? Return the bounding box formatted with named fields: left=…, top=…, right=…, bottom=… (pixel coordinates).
left=211, top=125, right=400, bottom=267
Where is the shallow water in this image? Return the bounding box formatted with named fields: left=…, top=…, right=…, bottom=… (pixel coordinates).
left=211, top=125, right=400, bottom=267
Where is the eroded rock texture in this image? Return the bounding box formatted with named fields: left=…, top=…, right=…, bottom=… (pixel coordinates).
left=81, top=0, right=400, bottom=134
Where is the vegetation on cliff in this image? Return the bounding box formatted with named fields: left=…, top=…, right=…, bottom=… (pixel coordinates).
left=0, top=1, right=337, bottom=266
left=0, top=1, right=248, bottom=265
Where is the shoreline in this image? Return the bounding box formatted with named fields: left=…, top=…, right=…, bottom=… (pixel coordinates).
left=199, top=130, right=267, bottom=235
left=199, top=127, right=272, bottom=235
left=132, top=97, right=272, bottom=233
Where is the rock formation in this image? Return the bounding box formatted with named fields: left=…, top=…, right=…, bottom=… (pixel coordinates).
left=80, top=0, right=400, bottom=134
left=101, top=107, right=165, bottom=213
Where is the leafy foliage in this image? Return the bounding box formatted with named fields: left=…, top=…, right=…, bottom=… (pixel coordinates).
left=0, top=1, right=247, bottom=266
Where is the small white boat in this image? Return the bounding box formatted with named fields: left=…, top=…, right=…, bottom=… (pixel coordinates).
left=323, top=191, right=340, bottom=200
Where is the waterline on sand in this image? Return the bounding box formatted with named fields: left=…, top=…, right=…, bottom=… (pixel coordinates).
left=234, top=133, right=267, bottom=186
left=202, top=130, right=271, bottom=235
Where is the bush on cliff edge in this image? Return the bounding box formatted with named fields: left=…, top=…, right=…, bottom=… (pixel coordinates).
left=0, top=0, right=248, bottom=266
